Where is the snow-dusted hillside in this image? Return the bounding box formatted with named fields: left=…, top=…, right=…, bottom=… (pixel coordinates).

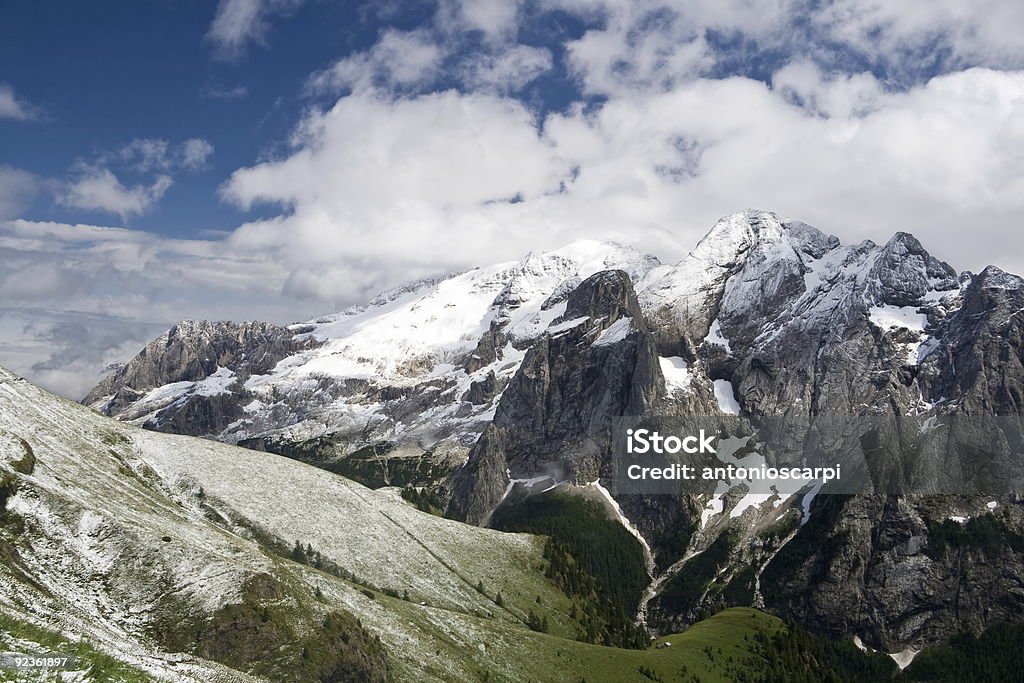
left=0, top=365, right=589, bottom=682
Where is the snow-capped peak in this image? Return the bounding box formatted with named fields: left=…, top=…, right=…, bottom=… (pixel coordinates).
left=690, top=209, right=788, bottom=268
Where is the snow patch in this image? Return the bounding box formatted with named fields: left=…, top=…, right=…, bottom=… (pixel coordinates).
left=704, top=318, right=732, bottom=353
left=700, top=482, right=730, bottom=529
left=592, top=317, right=633, bottom=346
left=729, top=492, right=773, bottom=519
left=800, top=482, right=823, bottom=526
left=869, top=305, right=927, bottom=332
left=713, top=379, right=740, bottom=415
left=658, top=357, right=692, bottom=395
left=889, top=649, right=919, bottom=670
left=547, top=316, right=590, bottom=335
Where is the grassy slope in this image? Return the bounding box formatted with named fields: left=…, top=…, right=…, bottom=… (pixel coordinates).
left=0, top=367, right=578, bottom=680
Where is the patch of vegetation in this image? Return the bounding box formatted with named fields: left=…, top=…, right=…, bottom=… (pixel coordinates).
left=924, top=514, right=1024, bottom=559
left=902, top=621, right=1024, bottom=682
left=721, top=565, right=757, bottom=606
left=657, top=528, right=739, bottom=617
left=760, top=495, right=851, bottom=609
left=489, top=491, right=650, bottom=648
left=652, top=498, right=699, bottom=572
left=240, top=435, right=446, bottom=489
left=100, top=429, right=130, bottom=447
left=0, top=470, right=16, bottom=513
left=4, top=435, right=35, bottom=475
left=741, top=619, right=898, bottom=683
left=400, top=486, right=444, bottom=516
left=285, top=538, right=411, bottom=602
left=148, top=572, right=389, bottom=682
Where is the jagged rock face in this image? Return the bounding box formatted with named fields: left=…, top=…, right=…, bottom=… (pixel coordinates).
left=84, top=320, right=316, bottom=435
left=758, top=494, right=1024, bottom=651
left=639, top=212, right=962, bottom=418
left=919, top=266, right=1024, bottom=415
left=449, top=270, right=666, bottom=524
left=630, top=211, right=1024, bottom=650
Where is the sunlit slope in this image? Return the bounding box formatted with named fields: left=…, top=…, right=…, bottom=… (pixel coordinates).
left=0, top=366, right=570, bottom=681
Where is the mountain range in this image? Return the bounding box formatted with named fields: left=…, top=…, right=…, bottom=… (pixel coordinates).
left=13, top=209, right=1022, bottom=678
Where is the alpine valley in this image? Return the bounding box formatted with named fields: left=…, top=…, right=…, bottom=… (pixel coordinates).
left=4, top=210, right=1024, bottom=681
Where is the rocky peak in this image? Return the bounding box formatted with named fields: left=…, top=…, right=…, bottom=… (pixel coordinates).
left=690, top=210, right=786, bottom=267
left=867, top=232, right=958, bottom=307
left=84, top=319, right=315, bottom=420
left=973, top=265, right=1024, bottom=291
left=449, top=269, right=664, bottom=524
left=562, top=269, right=645, bottom=330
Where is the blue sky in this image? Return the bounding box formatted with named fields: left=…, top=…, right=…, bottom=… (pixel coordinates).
left=0, top=1, right=386, bottom=236
left=3, top=0, right=1024, bottom=397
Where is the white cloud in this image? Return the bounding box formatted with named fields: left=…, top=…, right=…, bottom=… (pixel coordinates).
left=200, top=81, right=249, bottom=100
left=772, top=60, right=883, bottom=118
left=181, top=138, right=216, bottom=170
left=459, top=45, right=553, bottom=92
left=221, top=89, right=571, bottom=302
left=0, top=83, right=42, bottom=121
left=52, top=138, right=214, bottom=220
left=12, top=0, right=1024, bottom=400
left=218, top=66, right=1024, bottom=313
left=813, top=0, right=1024, bottom=73
left=548, top=0, right=794, bottom=95
left=57, top=167, right=173, bottom=220
left=544, top=0, right=1024, bottom=95
left=437, top=0, right=526, bottom=42
left=114, top=138, right=215, bottom=172
left=0, top=166, right=38, bottom=220
left=308, top=29, right=445, bottom=94
left=207, top=0, right=304, bottom=56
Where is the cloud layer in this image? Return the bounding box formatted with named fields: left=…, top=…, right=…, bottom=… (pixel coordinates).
left=6, top=0, right=1024, bottom=398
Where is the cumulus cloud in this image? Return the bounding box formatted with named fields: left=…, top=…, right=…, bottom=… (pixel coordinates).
left=53, top=138, right=215, bottom=220
left=812, top=0, right=1024, bottom=75
left=459, top=45, right=553, bottom=92
left=436, top=0, right=527, bottom=42
left=218, top=66, right=1024, bottom=311
left=221, top=90, right=570, bottom=300
left=10, top=0, right=1024, bottom=399
left=181, top=138, right=216, bottom=170
left=0, top=83, right=42, bottom=121
left=56, top=167, right=173, bottom=220
left=308, top=30, right=445, bottom=94
left=207, top=0, right=306, bottom=56
left=545, top=0, right=1024, bottom=94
